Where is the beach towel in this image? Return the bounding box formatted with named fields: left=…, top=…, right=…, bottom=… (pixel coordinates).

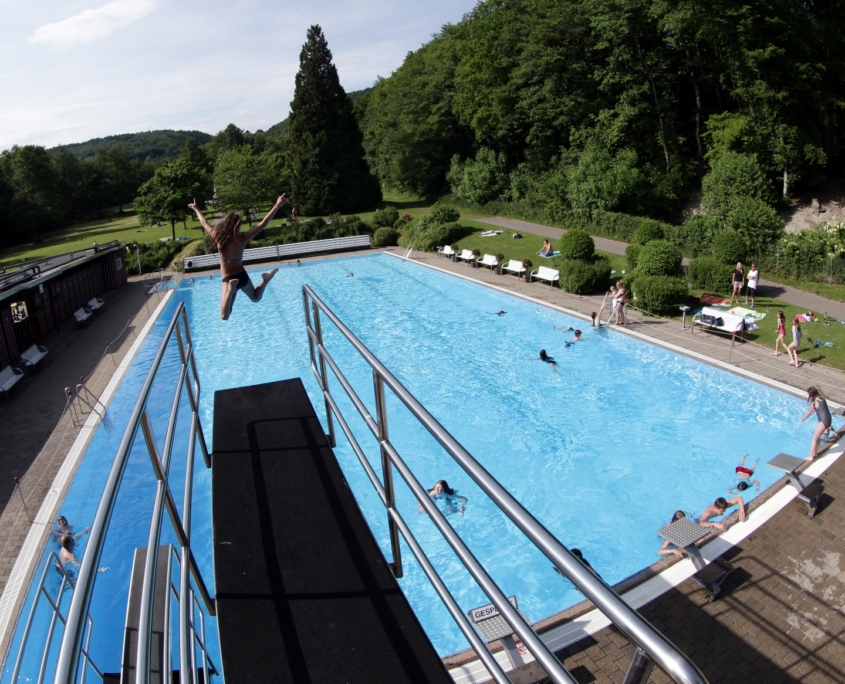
left=807, top=337, right=835, bottom=348
left=727, top=307, right=766, bottom=321
left=700, top=293, right=731, bottom=306
left=480, top=230, right=503, bottom=237
left=540, top=251, right=561, bottom=258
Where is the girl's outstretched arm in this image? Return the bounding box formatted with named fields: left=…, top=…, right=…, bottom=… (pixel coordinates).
left=188, top=199, right=214, bottom=235
left=242, top=194, right=289, bottom=241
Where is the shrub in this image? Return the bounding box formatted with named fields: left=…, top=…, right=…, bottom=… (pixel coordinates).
left=686, top=257, right=734, bottom=292
left=625, top=244, right=641, bottom=271
left=297, top=217, right=326, bottom=242
left=701, top=151, right=771, bottom=220
left=726, top=197, right=784, bottom=253
left=636, top=240, right=682, bottom=276
left=634, top=219, right=666, bottom=245
left=170, top=240, right=205, bottom=272
left=555, top=255, right=612, bottom=294
left=427, top=204, right=460, bottom=224
left=126, top=240, right=185, bottom=276
left=372, top=226, right=399, bottom=247
left=712, top=231, right=748, bottom=264
left=373, top=206, right=400, bottom=228
left=631, top=275, right=688, bottom=314
left=678, top=214, right=719, bottom=257
left=522, top=258, right=533, bottom=269
left=414, top=222, right=463, bottom=252
left=393, top=218, right=405, bottom=230
left=558, top=230, right=595, bottom=261
left=447, top=148, right=509, bottom=204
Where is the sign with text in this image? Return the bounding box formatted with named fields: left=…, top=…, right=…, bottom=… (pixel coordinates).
left=468, top=596, right=518, bottom=624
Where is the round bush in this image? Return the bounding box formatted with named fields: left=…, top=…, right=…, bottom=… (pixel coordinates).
left=558, top=230, right=595, bottom=261
left=712, top=230, right=748, bottom=265
left=416, top=222, right=462, bottom=252
left=636, top=240, right=682, bottom=276
left=373, top=206, right=399, bottom=228
left=634, top=219, right=666, bottom=245
left=426, top=204, right=460, bottom=224
left=555, top=256, right=612, bottom=294
left=631, top=275, right=688, bottom=314
left=686, top=257, right=734, bottom=293
left=679, top=214, right=718, bottom=257
left=625, top=244, right=641, bottom=271
left=372, top=226, right=399, bottom=247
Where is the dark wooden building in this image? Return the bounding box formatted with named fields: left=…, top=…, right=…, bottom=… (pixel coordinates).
left=0, top=242, right=127, bottom=369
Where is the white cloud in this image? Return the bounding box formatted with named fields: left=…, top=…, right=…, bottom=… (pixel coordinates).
left=29, top=0, right=158, bottom=49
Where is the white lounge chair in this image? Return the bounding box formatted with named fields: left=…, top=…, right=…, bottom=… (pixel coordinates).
left=74, top=308, right=93, bottom=325
left=87, top=297, right=105, bottom=312
left=530, top=266, right=560, bottom=287
left=20, top=343, right=49, bottom=372
left=503, top=259, right=527, bottom=279
left=476, top=254, right=499, bottom=271
left=437, top=245, right=457, bottom=260
left=0, top=365, right=24, bottom=399
left=456, top=249, right=475, bottom=264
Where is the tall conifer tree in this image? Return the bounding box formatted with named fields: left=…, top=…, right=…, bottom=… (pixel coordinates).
left=286, top=26, right=381, bottom=215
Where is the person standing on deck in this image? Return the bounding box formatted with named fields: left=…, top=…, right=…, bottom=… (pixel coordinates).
left=188, top=195, right=289, bottom=320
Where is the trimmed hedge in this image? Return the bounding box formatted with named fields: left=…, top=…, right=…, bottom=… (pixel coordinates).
left=414, top=221, right=462, bottom=251
left=126, top=240, right=186, bottom=276
left=625, top=244, right=641, bottom=271
left=686, top=257, right=734, bottom=292
left=555, top=255, right=612, bottom=294
left=372, top=226, right=400, bottom=247
left=678, top=214, right=718, bottom=257
left=373, top=206, right=400, bottom=227
left=712, top=230, right=748, bottom=265
left=636, top=240, right=682, bottom=276
left=634, top=219, right=666, bottom=245
left=558, top=229, right=595, bottom=261
left=631, top=275, right=688, bottom=314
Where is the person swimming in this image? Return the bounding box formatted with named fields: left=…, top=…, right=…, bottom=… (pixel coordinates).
left=53, top=517, right=89, bottom=568
left=728, top=454, right=760, bottom=494
left=531, top=349, right=559, bottom=373
left=564, top=330, right=583, bottom=347
left=492, top=310, right=507, bottom=316
left=420, top=480, right=468, bottom=516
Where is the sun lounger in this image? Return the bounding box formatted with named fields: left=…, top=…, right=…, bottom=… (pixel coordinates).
left=74, top=308, right=93, bottom=325
left=476, top=253, right=499, bottom=271
left=456, top=249, right=475, bottom=264
left=0, top=365, right=24, bottom=399
left=530, top=266, right=560, bottom=287
left=437, top=245, right=457, bottom=260
left=87, top=297, right=105, bottom=312
left=20, top=343, right=49, bottom=373
left=503, top=259, right=527, bottom=279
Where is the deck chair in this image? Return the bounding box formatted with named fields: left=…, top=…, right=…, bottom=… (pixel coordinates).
left=456, top=249, right=475, bottom=264
left=476, top=254, right=499, bottom=271
left=74, top=308, right=93, bottom=325
left=437, top=245, right=457, bottom=260
left=20, top=343, right=50, bottom=373
left=503, top=259, right=527, bottom=279
left=0, top=365, right=25, bottom=399
left=87, top=297, right=105, bottom=312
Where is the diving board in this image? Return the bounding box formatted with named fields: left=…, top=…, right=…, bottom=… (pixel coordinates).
left=211, top=378, right=450, bottom=684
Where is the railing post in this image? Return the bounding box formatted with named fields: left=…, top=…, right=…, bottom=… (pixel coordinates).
left=373, top=372, right=403, bottom=578
left=311, top=301, right=336, bottom=448
left=623, top=648, right=655, bottom=684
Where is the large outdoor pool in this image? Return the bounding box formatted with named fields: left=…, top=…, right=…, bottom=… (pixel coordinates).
left=4, top=252, right=822, bottom=677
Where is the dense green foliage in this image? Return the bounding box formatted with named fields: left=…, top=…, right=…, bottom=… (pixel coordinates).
left=764, top=220, right=845, bottom=283
left=625, top=244, right=641, bottom=271
left=125, top=240, right=187, bottom=275
left=556, top=255, right=612, bottom=294
left=373, top=206, right=399, bottom=227
left=372, top=226, right=400, bottom=247
left=686, top=256, right=734, bottom=292
left=631, top=275, right=688, bottom=314
left=50, top=130, right=212, bottom=162
left=361, top=0, right=844, bottom=223
left=267, top=88, right=374, bottom=137
left=557, top=230, right=595, bottom=261
left=712, top=231, right=748, bottom=265
left=634, top=220, right=666, bottom=246
left=286, top=26, right=381, bottom=214
left=636, top=240, right=682, bottom=276
left=214, top=145, right=286, bottom=219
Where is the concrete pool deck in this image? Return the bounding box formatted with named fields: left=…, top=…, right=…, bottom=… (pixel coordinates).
left=2, top=251, right=845, bottom=681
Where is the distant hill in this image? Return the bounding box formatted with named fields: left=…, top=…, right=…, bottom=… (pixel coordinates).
left=266, top=87, right=374, bottom=137
left=50, top=130, right=213, bottom=161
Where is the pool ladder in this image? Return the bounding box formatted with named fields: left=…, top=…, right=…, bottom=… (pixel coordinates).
left=303, top=283, right=708, bottom=684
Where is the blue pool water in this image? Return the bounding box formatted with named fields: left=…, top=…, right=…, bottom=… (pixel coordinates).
left=5, top=252, right=824, bottom=676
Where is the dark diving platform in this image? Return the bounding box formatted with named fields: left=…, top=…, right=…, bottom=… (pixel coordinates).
left=211, top=378, right=452, bottom=684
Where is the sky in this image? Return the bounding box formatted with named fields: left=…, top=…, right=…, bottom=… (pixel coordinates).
left=0, top=0, right=478, bottom=151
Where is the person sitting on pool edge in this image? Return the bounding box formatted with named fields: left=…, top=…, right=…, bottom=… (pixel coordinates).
left=419, top=480, right=467, bottom=516
left=699, top=496, right=746, bottom=531
left=188, top=194, right=290, bottom=320
left=658, top=510, right=688, bottom=558
left=728, top=454, right=760, bottom=494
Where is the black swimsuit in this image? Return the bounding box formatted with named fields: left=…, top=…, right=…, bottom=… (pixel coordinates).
left=222, top=270, right=250, bottom=290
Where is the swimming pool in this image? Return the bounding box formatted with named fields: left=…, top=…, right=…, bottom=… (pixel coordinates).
left=4, top=252, right=821, bottom=675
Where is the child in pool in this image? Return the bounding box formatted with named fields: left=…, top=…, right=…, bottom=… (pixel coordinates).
left=727, top=454, right=760, bottom=494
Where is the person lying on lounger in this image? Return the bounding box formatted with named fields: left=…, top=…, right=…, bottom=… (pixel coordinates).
left=188, top=195, right=289, bottom=320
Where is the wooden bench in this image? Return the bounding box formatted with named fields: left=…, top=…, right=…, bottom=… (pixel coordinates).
left=183, top=235, right=371, bottom=272
left=530, top=266, right=560, bottom=287
left=0, top=365, right=24, bottom=399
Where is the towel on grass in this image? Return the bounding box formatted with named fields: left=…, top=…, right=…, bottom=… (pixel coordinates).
left=540, top=251, right=561, bottom=258
left=700, top=293, right=731, bottom=306
left=728, top=306, right=767, bottom=320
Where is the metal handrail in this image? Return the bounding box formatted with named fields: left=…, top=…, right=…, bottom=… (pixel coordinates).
left=302, top=284, right=707, bottom=684
left=54, top=302, right=213, bottom=684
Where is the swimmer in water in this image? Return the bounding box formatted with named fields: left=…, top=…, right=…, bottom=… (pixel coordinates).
left=492, top=310, right=507, bottom=316
left=531, top=349, right=559, bottom=373
left=727, top=454, right=760, bottom=494
left=53, top=517, right=89, bottom=567
left=347, top=273, right=354, bottom=277
left=189, top=194, right=289, bottom=320
left=553, top=324, right=574, bottom=332
left=658, top=510, right=688, bottom=558
left=564, top=330, right=583, bottom=347
left=419, top=480, right=467, bottom=516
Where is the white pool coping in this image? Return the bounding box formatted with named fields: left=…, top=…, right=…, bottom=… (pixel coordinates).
left=384, top=253, right=842, bottom=683
left=0, top=290, right=173, bottom=655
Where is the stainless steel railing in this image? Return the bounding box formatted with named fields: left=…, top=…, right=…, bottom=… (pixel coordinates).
left=302, top=284, right=707, bottom=684
left=54, top=302, right=215, bottom=684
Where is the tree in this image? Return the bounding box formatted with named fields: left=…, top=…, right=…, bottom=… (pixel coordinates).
left=447, top=148, right=508, bottom=204
left=135, top=157, right=208, bottom=239
left=214, top=145, right=285, bottom=223
left=7, top=145, right=58, bottom=242
left=701, top=152, right=770, bottom=221
left=286, top=25, right=381, bottom=215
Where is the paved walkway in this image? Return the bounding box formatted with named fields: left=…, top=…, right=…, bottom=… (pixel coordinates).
left=476, top=216, right=845, bottom=320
